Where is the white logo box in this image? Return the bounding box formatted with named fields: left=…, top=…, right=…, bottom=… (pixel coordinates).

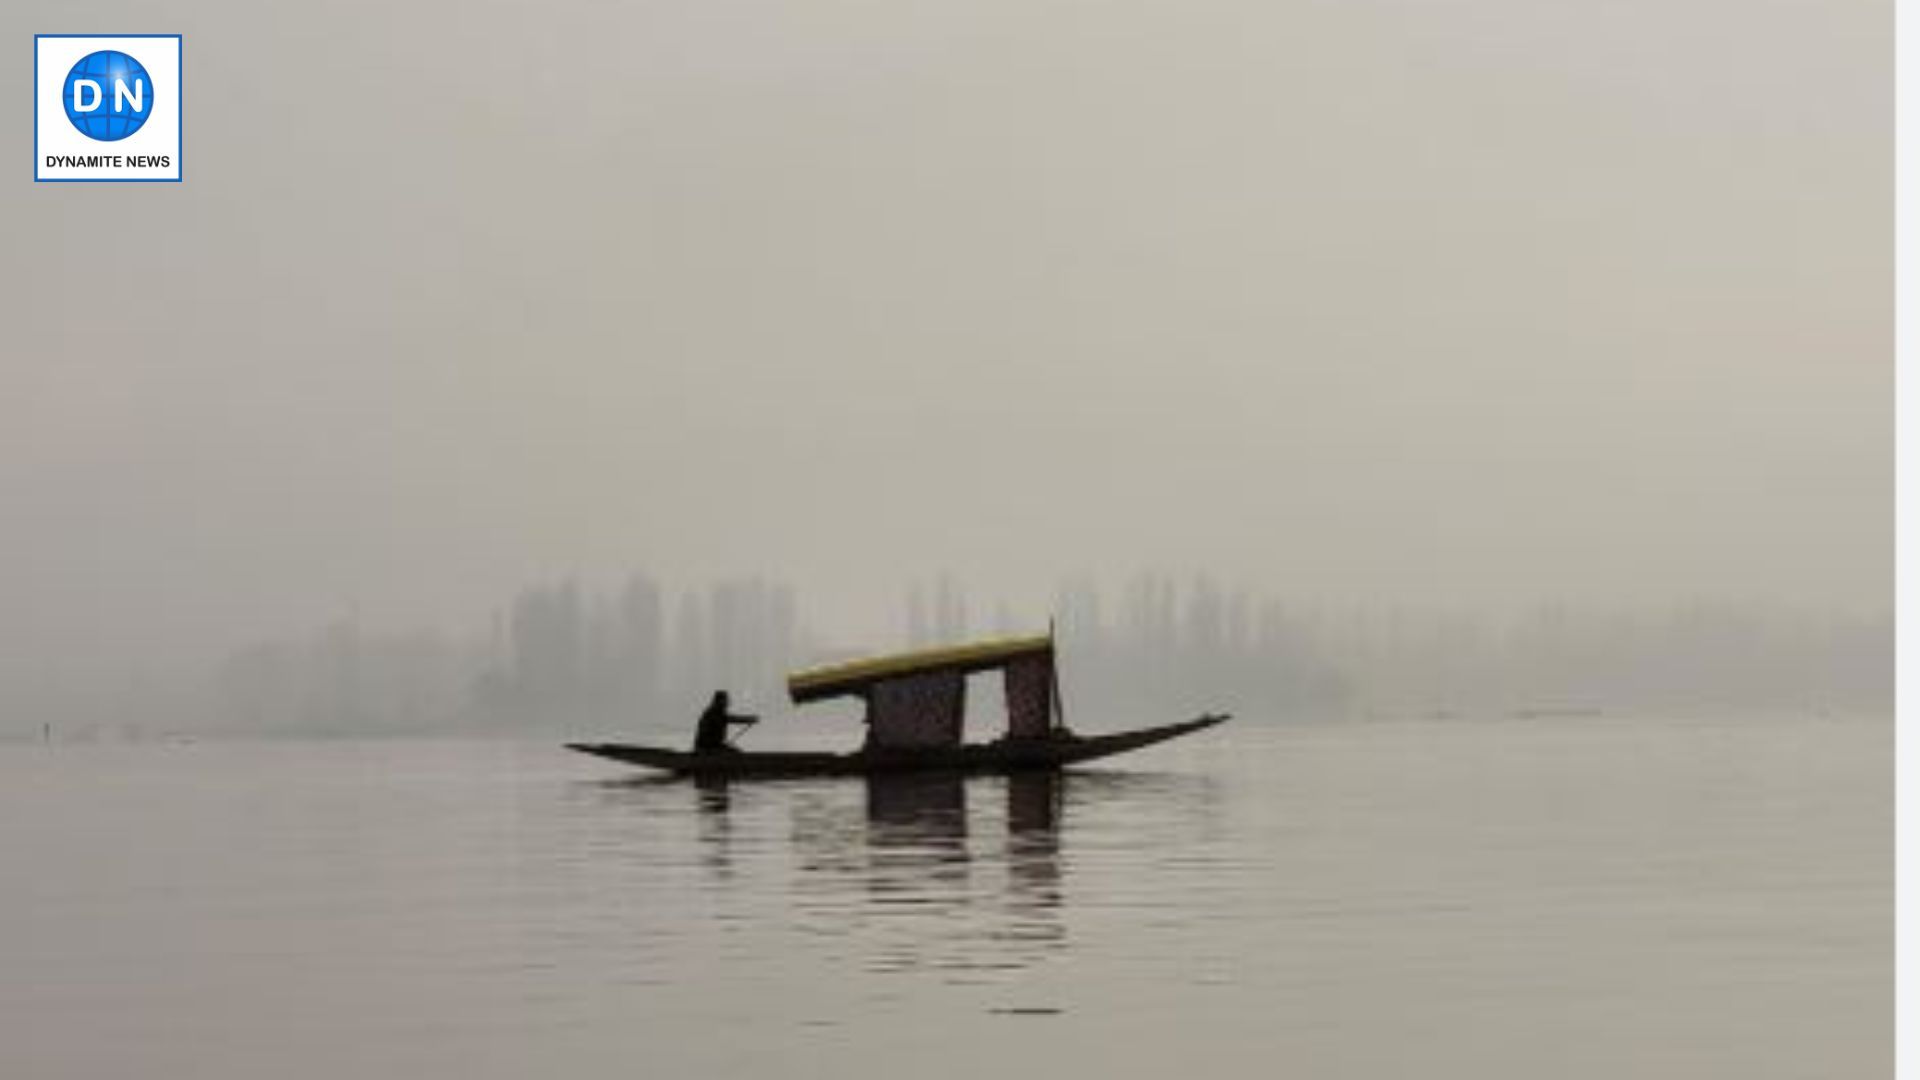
left=35, top=34, right=183, bottom=182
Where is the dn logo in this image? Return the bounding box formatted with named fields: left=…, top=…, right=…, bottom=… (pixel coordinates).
left=63, top=50, right=152, bottom=141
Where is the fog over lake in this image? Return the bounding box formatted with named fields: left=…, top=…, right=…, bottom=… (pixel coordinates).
left=0, top=0, right=1889, bottom=733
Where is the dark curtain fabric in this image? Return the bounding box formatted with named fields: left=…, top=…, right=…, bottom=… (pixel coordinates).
left=866, top=670, right=966, bottom=748
left=1003, top=654, right=1054, bottom=740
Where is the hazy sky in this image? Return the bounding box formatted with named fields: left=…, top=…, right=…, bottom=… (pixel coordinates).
left=1, top=0, right=1889, bottom=687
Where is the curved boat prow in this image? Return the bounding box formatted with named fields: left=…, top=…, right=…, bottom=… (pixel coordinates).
left=1049, top=712, right=1230, bottom=765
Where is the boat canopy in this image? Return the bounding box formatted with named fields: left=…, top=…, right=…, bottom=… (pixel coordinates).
left=789, top=632, right=1061, bottom=749
left=788, top=634, right=1053, bottom=704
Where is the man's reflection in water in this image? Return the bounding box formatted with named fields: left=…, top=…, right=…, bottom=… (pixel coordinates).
left=693, top=774, right=733, bottom=880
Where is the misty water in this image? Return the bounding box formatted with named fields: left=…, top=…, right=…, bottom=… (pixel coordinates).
left=2, top=712, right=1886, bottom=1078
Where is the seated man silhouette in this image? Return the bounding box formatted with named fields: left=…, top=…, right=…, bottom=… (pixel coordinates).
left=693, top=690, right=757, bottom=752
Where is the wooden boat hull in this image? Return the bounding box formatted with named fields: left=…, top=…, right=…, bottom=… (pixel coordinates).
left=567, top=714, right=1228, bottom=778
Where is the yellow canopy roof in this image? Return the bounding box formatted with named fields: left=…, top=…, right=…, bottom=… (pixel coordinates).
left=788, top=633, right=1053, bottom=704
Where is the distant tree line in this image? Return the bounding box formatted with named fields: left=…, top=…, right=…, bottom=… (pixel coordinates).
left=212, top=575, right=802, bottom=735
left=200, top=570, right=1891, bottom=736
left=466, top=575, right=800, bottom=729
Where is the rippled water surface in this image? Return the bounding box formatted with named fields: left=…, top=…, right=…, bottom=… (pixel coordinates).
left=1, top=714, right=1888, bottom=1078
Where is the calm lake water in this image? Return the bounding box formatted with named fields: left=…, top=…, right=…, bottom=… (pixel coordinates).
left=0, top=713, right=1888, bottom=1078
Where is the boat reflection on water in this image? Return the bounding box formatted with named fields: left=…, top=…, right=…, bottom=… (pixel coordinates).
left=582, top=767, right=1219, bottom=981
left=1004, top=772, right=1065, bottom=917
left=794, top=771, right=1070, bottom=976
left=859, top=772, right=1063, bottom=909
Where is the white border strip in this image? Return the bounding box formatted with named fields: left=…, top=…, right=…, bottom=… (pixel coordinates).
left=1897, top=0, right=1914, bottom=1075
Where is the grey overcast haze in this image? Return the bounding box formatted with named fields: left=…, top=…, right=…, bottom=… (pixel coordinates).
left=1, top=0, right=1889, bottom=724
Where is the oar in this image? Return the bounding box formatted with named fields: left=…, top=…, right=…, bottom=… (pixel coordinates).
left=723, top=716, right=759, bottom=749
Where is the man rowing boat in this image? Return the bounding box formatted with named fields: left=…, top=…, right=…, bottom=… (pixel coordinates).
left=693, top=690, right=757, bottom=752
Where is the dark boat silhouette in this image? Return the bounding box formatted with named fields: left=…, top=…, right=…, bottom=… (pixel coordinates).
left=568, top=629, right=1229, bottom=778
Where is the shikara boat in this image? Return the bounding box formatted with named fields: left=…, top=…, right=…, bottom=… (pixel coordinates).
left=567, top=630, right=1229, bottom=778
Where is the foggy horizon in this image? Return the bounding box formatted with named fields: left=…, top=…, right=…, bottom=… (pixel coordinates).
left=5, top=565, right=1888, bottom=740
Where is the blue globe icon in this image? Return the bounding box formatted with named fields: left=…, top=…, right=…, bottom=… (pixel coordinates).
left=63, top=50, right=154, bottom=141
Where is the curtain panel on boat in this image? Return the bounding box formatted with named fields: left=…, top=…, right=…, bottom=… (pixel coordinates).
left=1003, top=654, right=1054, bottom=739
left=866, top=671, right=966, bottom=749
